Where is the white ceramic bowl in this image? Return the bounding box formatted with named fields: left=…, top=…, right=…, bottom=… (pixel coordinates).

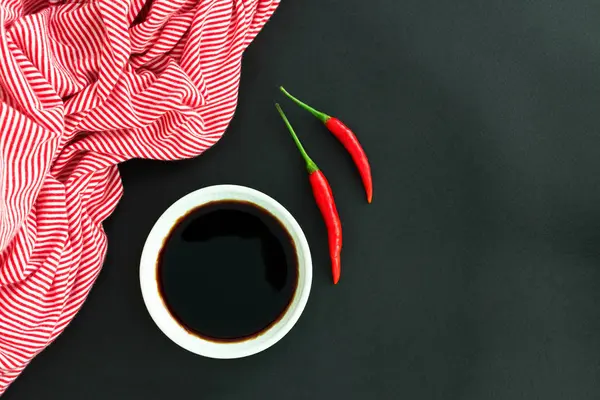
left=139, top=185, right=312, bottom=359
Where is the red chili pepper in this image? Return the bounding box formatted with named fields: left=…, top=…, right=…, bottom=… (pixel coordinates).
left=275, top=103, right=342, bottom=284
left=280, top=87, right=373, bottom=203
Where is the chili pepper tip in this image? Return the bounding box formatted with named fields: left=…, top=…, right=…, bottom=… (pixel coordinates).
left=323, top=117, right=373, bottom=204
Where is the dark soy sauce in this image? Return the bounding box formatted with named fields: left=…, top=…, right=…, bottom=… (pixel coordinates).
left=157, top=200, right=298, bottom=342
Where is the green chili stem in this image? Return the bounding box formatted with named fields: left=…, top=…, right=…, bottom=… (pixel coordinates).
left=280, top=87, right=330, bottom=123
left=275, top=103, right=319, bottom=174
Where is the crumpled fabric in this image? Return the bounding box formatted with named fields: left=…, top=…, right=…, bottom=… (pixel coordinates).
left=0, top=0, right=279, bottom=393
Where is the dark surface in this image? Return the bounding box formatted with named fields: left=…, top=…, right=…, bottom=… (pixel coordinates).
left=158, top=201, right=298, bottom=341
left=6, top=0, right=600, bottom=399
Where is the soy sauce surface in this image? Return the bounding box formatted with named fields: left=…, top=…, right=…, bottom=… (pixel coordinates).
left=157, top=200, right=298, bottom=342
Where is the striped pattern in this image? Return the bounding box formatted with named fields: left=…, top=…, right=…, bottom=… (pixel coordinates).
left=0, top=0, right=279, bottom=394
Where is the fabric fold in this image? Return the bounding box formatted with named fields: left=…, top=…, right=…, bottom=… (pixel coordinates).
left=0, top=0, right=279, bottom=394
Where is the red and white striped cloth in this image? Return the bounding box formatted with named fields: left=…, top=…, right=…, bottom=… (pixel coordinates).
left=0, top=0, right=279, bottom=394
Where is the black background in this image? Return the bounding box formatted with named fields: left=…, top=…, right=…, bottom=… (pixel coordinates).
left=6, top=0, right=600, bottom=398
